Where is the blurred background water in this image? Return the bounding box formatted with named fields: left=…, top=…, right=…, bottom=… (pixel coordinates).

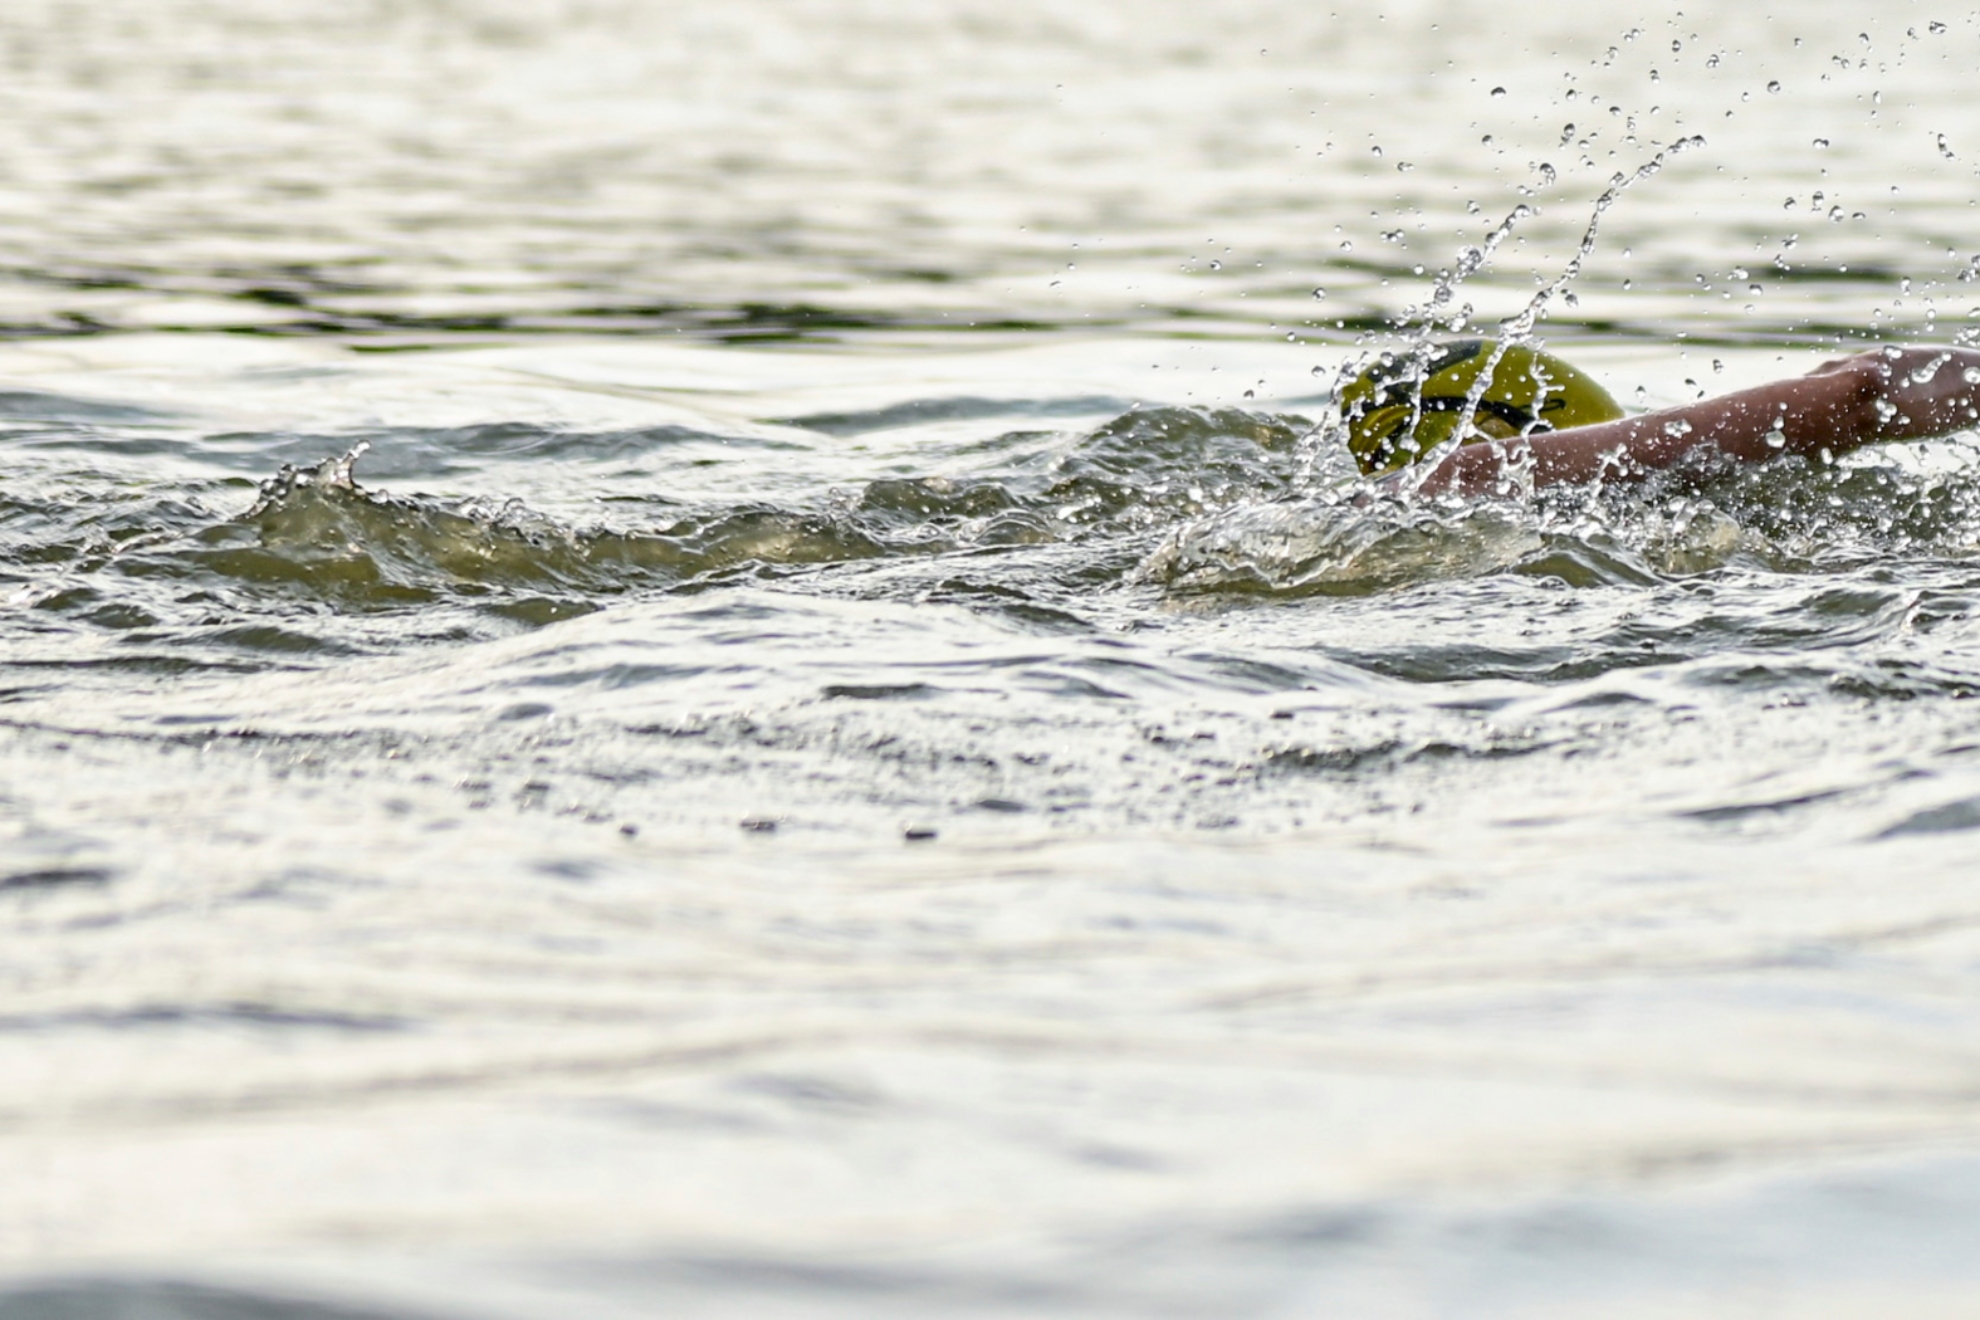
left=8, top=2, right=1980, bottom=1316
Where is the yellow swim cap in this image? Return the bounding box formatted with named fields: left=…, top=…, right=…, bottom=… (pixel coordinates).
left=1339, top=339, right=1625, bottom=475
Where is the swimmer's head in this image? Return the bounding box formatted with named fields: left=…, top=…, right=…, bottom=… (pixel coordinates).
left=1339, top=339, right=1625, bottom=476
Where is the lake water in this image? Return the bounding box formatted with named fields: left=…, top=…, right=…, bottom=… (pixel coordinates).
left=8, top=2, right=1980, bottom=1316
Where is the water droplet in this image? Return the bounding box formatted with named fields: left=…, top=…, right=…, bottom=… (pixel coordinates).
left=1209, top=259, right=1222, bottom=270
left=1812, top=137, right=1829, bottom=148
left=1311, top=288, right=1328, bottom=301
left=1490, top=86, right=1507, bottom=97
left=1370, top=144, right=1384, bottom=157
left=1766, top=80, right=1782, bottom=93
left=1765, top=427, right=1788, bottom=449
left=1930, top=20, right=1947, bottom=34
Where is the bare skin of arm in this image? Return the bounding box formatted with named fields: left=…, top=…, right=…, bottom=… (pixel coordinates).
left=1404, top=346, right=1980, bottom=497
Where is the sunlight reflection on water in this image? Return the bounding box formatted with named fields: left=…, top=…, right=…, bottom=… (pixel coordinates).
left=6, top=2, right=1980, bottom=1317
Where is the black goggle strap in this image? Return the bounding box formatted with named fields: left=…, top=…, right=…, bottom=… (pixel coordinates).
left=1374, top=392, right=1552, bottom=437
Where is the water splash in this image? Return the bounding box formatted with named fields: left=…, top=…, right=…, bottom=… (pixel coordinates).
left=1142, top=430, right=1980, bottom=601
left=1412, top=135, right=1710, bottom=498
left=1301, top=137, right=1708, bottom=501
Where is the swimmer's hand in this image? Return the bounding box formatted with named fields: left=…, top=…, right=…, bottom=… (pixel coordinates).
left=1405, top=346, right=1980, bottom=497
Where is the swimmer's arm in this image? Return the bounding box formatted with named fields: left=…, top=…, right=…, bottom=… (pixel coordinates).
left=1410, top=346, right=1980, bottom=497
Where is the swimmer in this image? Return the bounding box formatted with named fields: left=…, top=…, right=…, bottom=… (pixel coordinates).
left=1340, top=340, right=1980, bottom=497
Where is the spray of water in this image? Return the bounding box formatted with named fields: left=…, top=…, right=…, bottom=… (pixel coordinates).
left=1405, top=135, right=1709, bottom=498
left=1375, top=203, right=1543, bottom=466
left=1304, top=136, right=1708, bottom=500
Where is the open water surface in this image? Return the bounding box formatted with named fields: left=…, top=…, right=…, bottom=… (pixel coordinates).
left=9, top=2, right=1980, bottom=1316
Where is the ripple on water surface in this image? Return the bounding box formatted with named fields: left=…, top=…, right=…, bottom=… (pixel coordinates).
left=9, top=0, right=1980, bottom=1313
